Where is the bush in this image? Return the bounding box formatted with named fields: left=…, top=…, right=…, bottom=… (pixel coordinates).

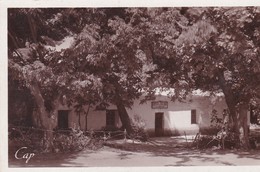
left=210, top=109, right=223, bottom=130
left=8, top=126, right=105, bottom=153
left=8, top=126, right=45, bottom=153
left=100, top=126, right=124, bottom=139
left=195, top=131, right=239, bottom=149
left=197, top=135, right=219, bottom=149
left=129, top=115, right=149, bottom=142
left=53, top=129, right=91, bottom=152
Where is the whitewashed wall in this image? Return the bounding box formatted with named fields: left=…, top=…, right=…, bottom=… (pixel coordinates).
left=55, top=95, right=230, bottom=135
left=125, top=95, right=227, bottom=135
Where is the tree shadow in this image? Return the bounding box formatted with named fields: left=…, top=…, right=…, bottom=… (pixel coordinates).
left=105, top=137, right=260, bottom=166
left=9, top=137, right=260, bottom=167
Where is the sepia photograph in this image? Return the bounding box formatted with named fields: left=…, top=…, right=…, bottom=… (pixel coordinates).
left=2, top=0, right=260, bottom=170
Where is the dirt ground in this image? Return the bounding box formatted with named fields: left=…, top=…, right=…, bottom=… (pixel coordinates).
left=9, top=136, right=260, bottom=167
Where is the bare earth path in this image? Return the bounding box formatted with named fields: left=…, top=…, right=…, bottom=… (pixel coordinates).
left=60, top=147, right=260, bottom=166
left=9, top=137, right=260, bottom=167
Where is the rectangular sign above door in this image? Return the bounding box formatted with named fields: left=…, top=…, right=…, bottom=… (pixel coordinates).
left=151, top=101, right=168, bottom=109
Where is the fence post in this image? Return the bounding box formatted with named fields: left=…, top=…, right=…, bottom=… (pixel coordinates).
left=108, top=132, right=111, bottom=139
left=103, top=132, right=106, bottom=141
left=90, top=130, right=94, bottom=139
left=124, top=129, right=127, bottom=143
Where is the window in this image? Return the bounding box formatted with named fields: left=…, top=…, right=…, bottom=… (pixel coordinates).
left=191, top=109, right=197, bottom=124
left=106, top=110, right=116, bottom=126
left=58, top=110, right=69, bottom=129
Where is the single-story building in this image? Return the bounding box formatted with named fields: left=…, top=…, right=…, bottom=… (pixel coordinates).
left=55, top=91, right=252, bottom=136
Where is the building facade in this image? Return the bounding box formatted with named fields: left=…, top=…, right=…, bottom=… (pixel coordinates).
left=54, top=93, right=247, bottom=136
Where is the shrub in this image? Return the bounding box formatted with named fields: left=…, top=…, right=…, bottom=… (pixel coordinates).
left=53, top=128, right=91, bottom=152
left=129, top=115, right=149, bottom=142
left=195, top=131, right=240, bottom=149
left=197, top=135, right=219, bottom=149
left=8, top=126, right=45, bottom=153
left=8, top=126, right=105, bottom=153
left=100, top=126, right=124, bottom=139
left=210, top=109, right=223, bottom=130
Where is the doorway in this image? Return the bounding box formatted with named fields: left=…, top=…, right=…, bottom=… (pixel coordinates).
left=155, top=112, right=164, bottom=136
left=58, top=110, right=69, bottom=129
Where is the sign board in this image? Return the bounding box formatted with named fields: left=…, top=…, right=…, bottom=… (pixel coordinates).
left=151, top=101, right=168, bottom=109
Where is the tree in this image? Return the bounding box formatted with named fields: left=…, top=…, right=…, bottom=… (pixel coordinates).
left=8, top=8, right=158, bottom=149
left=8, top=8, right=104, bottom=150
left=57, top=8, right=158, bottom=134
left=154, top=7, right=260, bottom=149
left=9, top=7, right=259, bottom=150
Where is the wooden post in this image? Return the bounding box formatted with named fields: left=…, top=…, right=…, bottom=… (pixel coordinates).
left=103, top=132, right=106, bottom=141
left=124, top=129, right=127, bottom=143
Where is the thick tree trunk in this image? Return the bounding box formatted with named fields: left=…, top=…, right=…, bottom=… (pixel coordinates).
left=113, top=82, right=134, bottom=135
left=223, top=96, right=250, bottom=149
left=114, top=92, right=134, bottom=134
left=27, top=14, right=38, bottom=43
left=29, top=81, right=55, bottom=151
left=218, top=71, right=250, bottom=149
left=116, top=100, right=134, bottom=135
left=218, top=73, right=238, bottom=131
left=237, top=103, right=250, bottom=149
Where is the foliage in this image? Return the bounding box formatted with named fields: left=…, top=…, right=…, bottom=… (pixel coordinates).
left=250, top=106, right=260, bottom=125
left=147, top=7, right=260, bottom=148
left=53, top=129, right=90, bottom=152
left=8, top=127, right=107, bottom=153
left=8, top=82, right=34, bottom=126
left=129, top=115, right=149, bottom=142
left=8, top=127, right=45, bottom=153
left=8, top=8, right=158, bottom=135
left=196, top=135, right=219, bottom=149
left=195, top=129, right=260, bottom=150
left=210, top=109, right=223, bottom=130
left=8, top=7, right=260, bottom=149
left=196, top=132, right=239, bottom=149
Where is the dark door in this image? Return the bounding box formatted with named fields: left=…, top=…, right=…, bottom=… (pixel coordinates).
left=58, top=110, right=69, bottom=129
left=155, top=112, right=164, bottom=136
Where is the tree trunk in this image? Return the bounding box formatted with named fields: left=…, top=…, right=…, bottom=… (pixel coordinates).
left=85, top=113, right=88, bottom=131
left=218, top=71, right=250, bottom=149
left=113, top=81, right=134, bottom=135
left=223, top=95, right=250, bottom=149
left=116, top=102, right=134, bottom=134
left=115, top=98, right=134, bottom=135
left=85, top=104, right=91, bottom=131
left=78, top=112, right=81, bottom=130
left=237, top=103, right=250, bottom=149
left=27, top=14, right=38, bottom=43
left=218, top=72, right=238, bottom=131
left=29, top=80, right=55, bottom=151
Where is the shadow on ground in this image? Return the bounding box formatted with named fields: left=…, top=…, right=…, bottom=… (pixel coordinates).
left=8, top=137, right=260, bottom=167
left=104, top=137, right=260, bottom=166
